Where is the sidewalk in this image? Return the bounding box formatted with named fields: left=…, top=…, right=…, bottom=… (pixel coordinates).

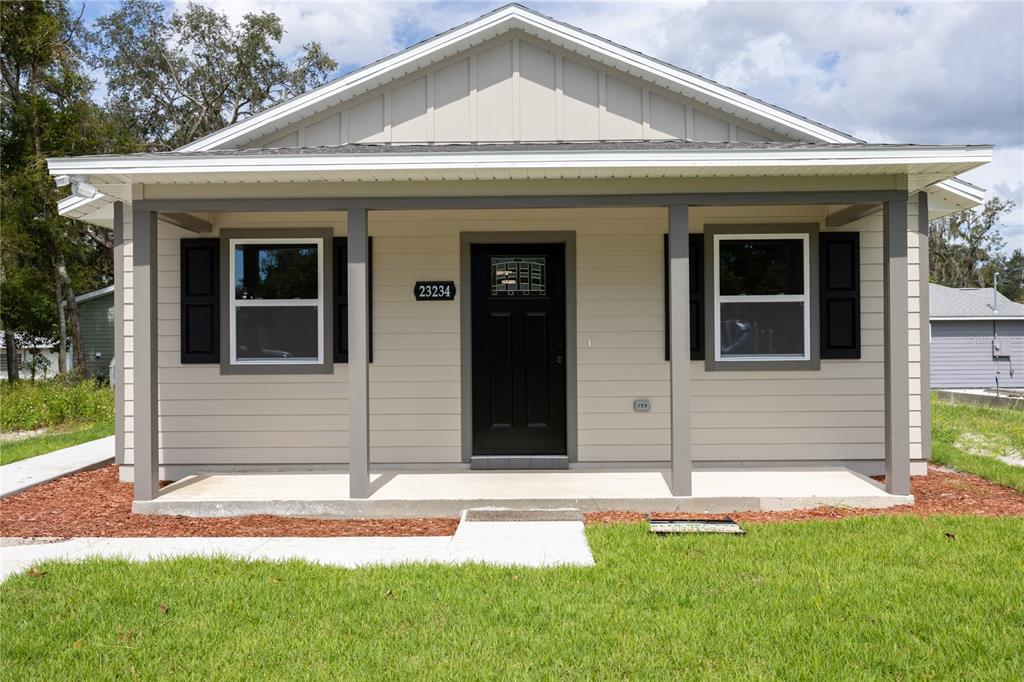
left=0, top=436, right=113, bottom=498
left=0, top=510, right=595, bottom=580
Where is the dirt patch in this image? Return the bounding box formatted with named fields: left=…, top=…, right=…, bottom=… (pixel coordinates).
left=0, top=427, right=48, bottom=444
left=0, top=465, right=458, bottom=538
left=585, top=465, right=1024, bottom=525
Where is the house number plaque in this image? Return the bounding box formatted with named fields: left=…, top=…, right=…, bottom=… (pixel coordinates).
left=414, top=281, right=456, bottom=301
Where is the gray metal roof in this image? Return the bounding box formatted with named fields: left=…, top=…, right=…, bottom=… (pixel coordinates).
left=930, top=283, right=1024, bottom=319
left=71, top=140, right=990, bottom=160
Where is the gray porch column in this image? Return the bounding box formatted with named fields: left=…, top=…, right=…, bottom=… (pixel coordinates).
left=112, top=202, right=125, bottom=466
left=668, top=205, right=693, bottom=496
left=132, top=209, right=159, bottom=500
left=347, top=208, right=371, bottom=499
left=917, top=192, right=932, bottom=461
left=883, top=199, right=911, bottom=495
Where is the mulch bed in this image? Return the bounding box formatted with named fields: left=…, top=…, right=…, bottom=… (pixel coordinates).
left=2, top=464, right=1022, bottom=538
left=586, top=465, right=1024, bottom=525
left=0, top=465, right=458, bottom=538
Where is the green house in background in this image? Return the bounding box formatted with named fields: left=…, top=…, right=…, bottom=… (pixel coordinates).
left=74, top=286, right=114, bottom=380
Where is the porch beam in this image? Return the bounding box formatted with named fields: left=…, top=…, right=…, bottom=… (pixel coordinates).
left=348, top=208, right=371, bottom=499
left=132, top=208, right=159, bottom=501
left=883, top=198, right=911, bottom=495
left=825, top=203, right=878, bottom=227
left=133, top=190, right=909, bottom=214
left=668, top=205, right=692, bottom=496
left=160, top=212, right=211, bottom=233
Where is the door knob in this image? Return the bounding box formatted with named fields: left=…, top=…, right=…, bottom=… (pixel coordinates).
left=553, top=355, right=564, bottom=365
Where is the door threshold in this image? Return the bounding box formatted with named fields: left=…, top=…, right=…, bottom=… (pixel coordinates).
left=471, top=455, right=569, bottom=470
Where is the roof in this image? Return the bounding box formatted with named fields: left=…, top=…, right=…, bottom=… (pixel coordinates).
left=930, top=284, right=1024, bottom=320
left=46, top=142, right=992, bottom=188
left=75, top=285, right=114, bottom=304
left=68, top=140, right=993, bottom=158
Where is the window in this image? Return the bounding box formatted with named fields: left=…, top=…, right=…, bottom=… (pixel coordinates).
left=229, top=238, right=324, bottom=365
left=491, top=256, right=547, bottom=296
left=713, top=233, right=810, bottom=362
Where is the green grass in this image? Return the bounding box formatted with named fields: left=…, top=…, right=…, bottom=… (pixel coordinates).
left=1, top=515, right=1022, bottom=680
left=932, top=396, right=1024, bottom=492
left=0, top=420, right=113, bottom=466
left=0, top=379, right=113, bottom=432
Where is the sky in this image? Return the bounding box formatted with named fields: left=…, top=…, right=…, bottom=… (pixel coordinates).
left=79, top=0, right=1024, bottom=249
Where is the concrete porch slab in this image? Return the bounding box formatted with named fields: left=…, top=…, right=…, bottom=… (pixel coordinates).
left=133, top=468, right=913, bottom=518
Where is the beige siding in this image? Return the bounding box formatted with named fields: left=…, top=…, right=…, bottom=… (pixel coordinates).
left=242, top=33, right=783, bottom=148
left=122, top=199, right=924, bottom=477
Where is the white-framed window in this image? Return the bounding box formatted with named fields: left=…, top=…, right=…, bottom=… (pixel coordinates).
left=713, top=233, right=810, bottom=362
left=228, top=237, right=324, bottom=365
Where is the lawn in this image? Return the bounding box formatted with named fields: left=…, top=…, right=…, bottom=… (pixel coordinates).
left=0, top=379, right=113, bottom=465
left=2, top=515, right=1022, bottom=680
left=932, top=396, right=1024, bottom=492
left=0, top=420, right=114, bottom=466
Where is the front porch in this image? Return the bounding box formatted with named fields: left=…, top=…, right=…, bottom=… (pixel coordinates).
left=133, top=467, right=912, bottom=518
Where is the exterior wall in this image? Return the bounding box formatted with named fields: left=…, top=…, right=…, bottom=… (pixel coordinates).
left=78, top=294, right=115, bottom=379
left=243, top=33, right=782, bottom=148
left=931, top=319, right=1024, bottom=389
left=119, top=198, right=923, bottom=479
left=0, top=347, right=59, bottom=380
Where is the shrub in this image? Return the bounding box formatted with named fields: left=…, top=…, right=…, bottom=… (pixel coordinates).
left=0, top=378, right=114, bottom=431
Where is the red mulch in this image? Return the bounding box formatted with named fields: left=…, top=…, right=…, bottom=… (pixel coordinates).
left=585, top=465, right=1024, bottom=525
left=0, top=465, right=458, bottom=538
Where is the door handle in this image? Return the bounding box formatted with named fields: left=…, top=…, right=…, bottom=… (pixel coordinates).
left=553, top=355, right=564, bottom=365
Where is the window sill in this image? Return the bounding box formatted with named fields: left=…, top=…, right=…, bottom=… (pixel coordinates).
left=704, top=357, right=821, bottom=372
left=220, top=362, right=334, bottom=376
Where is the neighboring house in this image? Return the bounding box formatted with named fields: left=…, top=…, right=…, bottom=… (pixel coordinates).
left=46, top=4, right=992, bottom=504
left=929, top=284, right=1024, bottom=389
left=0, top=339, right=59, bottom=380
left=75, top=286, right=115, bottom=380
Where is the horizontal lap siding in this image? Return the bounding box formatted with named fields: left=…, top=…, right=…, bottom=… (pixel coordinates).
left=931, top=320, right=1024, bottom=388
left=686, top=205, right=888, bottom=464
left=122, top=202, right=919, bottom=474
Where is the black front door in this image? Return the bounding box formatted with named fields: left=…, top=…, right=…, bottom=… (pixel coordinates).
left=471, top=243, right=566, bottom=456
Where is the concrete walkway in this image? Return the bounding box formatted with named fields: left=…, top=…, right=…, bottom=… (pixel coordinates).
left=0, top=510, right=594, bottom=581
left=0, top=436, right=113, bottom=499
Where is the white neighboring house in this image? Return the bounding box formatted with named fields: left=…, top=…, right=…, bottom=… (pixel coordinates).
left=45, top=4, right=992, bottom=506
left=0, top=335, right=59, bottom=380
left=929, top=284, right=1024, bottom=390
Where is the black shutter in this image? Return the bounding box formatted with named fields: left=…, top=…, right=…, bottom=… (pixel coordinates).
left=820, top=232, right=860, bottom=359
left=180, top=239, right=219, bottom=363
left=664, top=233, right=705, bottom=361
left=333, top=237, right=373, bottom=363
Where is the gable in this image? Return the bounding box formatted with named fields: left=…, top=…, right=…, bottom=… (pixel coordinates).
left=244, top=33, right=782, bottom=148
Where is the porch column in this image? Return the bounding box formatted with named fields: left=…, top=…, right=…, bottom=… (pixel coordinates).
left=112, top=202, right=125, bottom=467
left=347, top=208, right=371, bottom=499
left=883, top=199, right=911, bottom=495
left=917, top=192, right=932, bottom=461
left=668, top=204, right=693, bottom=496
left=132, top=209, right=159, bottom=500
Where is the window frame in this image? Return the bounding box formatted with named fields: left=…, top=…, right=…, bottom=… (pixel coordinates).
left=219, top=228, right=334, bottom=376
left=704, top=224, right=820, bottom=372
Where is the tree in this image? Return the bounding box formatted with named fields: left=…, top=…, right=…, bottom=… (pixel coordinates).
left=999, top=249, right=1024, bottom=303
left=92, top=1, right=337, bottom=150
left=929, top=197, right=1016, bottom=293
left=1, top=0, right=126, bottom=380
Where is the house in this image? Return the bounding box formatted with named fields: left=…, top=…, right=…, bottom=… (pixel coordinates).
left=46, top=5, right=992, bottom=510
left=0, top=337, right=59, bottom=380
left=74, top=286, right=115, bottom=380
left=930, top=284, right=1024, bottom=389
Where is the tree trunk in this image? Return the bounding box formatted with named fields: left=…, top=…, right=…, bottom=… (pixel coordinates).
left=3, top=325, right=18, bottom=384
left=65, top=284, right=87, bottom=377
left=54, top=272, right=66, bottom=374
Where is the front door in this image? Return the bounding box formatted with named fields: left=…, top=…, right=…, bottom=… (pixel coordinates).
left=471, top=243, right=566, bottom=456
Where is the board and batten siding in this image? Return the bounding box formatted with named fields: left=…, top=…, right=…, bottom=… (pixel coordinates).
left=242, top=33, right=780, bottom=149
left=119, top=201, right=926, bottom=479
left=930, top=319, right=1024, bottom=389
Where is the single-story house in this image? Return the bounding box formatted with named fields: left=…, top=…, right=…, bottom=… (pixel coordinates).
left=930, top=284, right=1024, bottom=389
left=46, top=4, right=992, bottom=508
left=0, top=337, right=59, bottom=380
left=73, top=285, right=115, bottom=380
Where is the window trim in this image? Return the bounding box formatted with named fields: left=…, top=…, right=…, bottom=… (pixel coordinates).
left=219, top=228, right=334, bottom=376
left=704, top=224, right=820, bottom=372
